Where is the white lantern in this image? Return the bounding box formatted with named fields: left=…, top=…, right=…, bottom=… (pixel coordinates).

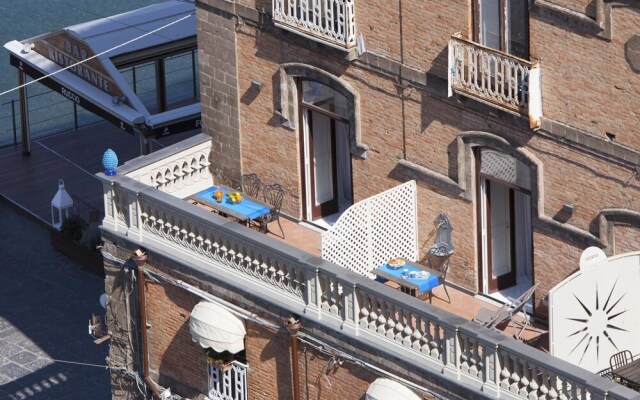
left=51, top=179, right=74, bottom=229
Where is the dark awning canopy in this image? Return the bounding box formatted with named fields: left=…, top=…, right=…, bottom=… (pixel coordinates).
left=4, top=0, right=199, bottom=138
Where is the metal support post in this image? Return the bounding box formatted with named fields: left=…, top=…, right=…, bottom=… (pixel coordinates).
left=18, top=71, right=30, bottom=155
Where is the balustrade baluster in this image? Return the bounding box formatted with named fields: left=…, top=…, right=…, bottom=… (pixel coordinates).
left=499, top=352, right=511, bottom=391
left=558, top=378, right=569, bottom=400
left=401, top=309, right=413, bottom=347
left=469, top=338, right=479, bottom=379
left=432, top=322, right=442, bottom=359
left=358, top=292, right=370, bottom=328
left=519, top=359, right=531, bottom=398
left=385, top=302, right=396, bottom=340
left=376, top=299, right=388, bottom=335
left=368, top=300, right=378, bottom=332
left=547, top=370, right=559, bottom=399
left=412, top=315, right=423, bottom=351
left=509, top=354, right=521, bottom=394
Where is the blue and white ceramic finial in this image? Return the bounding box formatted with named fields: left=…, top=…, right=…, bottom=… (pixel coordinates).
left=102, top=149, right=118, bottom=176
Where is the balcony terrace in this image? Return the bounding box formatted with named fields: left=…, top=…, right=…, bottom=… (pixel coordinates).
left=98, top=134, right=640, bottom=400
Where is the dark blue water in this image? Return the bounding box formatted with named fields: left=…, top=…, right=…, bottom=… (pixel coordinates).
left=0, top=0, right=167, bottom=144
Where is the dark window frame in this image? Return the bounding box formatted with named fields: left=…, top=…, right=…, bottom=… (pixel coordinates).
left=472, top=0, right=530, bottom=59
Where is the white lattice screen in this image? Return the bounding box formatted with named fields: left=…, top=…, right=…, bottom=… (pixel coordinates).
left=321, top=181, right=418, bottom=278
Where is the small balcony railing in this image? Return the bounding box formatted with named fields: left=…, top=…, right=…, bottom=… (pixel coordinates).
left=272, top=0, right=356, bottom=50
left=208, top=361, right=248, bottom=400
left=448, top=34, right=542, bottom=128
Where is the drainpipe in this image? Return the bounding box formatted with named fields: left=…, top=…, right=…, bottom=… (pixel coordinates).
left=132, top=250, right=162, bottom=399
left=284, top=317, right=302, bottom=400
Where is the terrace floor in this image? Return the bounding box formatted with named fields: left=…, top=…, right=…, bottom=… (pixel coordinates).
left=263, top=217, right=549, bottom=350
left=0, top=121, right=549, bottom=350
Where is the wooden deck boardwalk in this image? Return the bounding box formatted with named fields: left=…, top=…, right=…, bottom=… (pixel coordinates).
left=0, top=121, right=196, bottom=226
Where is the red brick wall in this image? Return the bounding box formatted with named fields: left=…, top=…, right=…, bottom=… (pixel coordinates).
left=613, top=225, right=640, bottom=255
left=531, top=231, right=583, bottom=318
left=144, top=275, right=208, bottom=395
left=244, top=321, right=382, bottom=400
left=531, top=7, right=640, bottom=149
left=400, top=0, right=468, bottom=78
left=142, top=267, right=430, bottom=399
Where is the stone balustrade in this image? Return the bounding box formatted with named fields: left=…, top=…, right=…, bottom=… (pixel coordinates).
left=98, top=136, right=638, bottom=400
left=272, top=0, right=356, bottom=50
left=124, top=135, right=212, bottom=199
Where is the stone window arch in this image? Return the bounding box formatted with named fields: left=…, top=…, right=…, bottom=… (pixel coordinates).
left=459, top=131, right=542, bottom=295
left=456, top=131, right=542, bottom=217
left=277, top=63, right=368, bottom=158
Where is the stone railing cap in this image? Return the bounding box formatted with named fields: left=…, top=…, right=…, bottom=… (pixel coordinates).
left=118, top=133, right=211, bottom=175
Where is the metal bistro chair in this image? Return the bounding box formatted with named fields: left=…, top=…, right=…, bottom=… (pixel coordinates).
left=610, top=350, right=635, bottom=389
left=610, top=350, right=633, bottom=371
left=240, top=173, right=261, bottom=198
left=426, top=245, right=451, bottom=303
left=261, top=183, right=284, bottom=238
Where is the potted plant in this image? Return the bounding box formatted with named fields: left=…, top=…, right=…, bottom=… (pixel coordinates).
left=50, top=214, right=104, bottom=275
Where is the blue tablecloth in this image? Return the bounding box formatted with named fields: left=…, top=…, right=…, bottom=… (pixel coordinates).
left=376, top=262, right=441, bottom=293
left=195, top=187, right=271, bottom=220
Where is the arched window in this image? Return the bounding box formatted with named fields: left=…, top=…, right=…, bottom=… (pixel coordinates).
left=277, top=63, right=368, bottom=223
left=474, top=147, right=537, bottom=315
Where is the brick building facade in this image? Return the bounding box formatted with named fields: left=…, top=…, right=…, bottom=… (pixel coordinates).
left=99, top=0, right=640, bottom=399
left=101, top=231, right=468, bottom=400
left=196, top=0, right=640, bottom=315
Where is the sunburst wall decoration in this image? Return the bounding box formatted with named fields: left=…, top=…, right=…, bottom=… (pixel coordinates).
left=549, top=252, right=640, bottom=373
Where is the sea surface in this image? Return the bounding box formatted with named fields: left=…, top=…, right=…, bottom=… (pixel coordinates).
left=0, top=0, right=167, bottom=145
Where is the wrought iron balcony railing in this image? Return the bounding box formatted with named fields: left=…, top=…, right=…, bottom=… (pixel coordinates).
left=448, top=34, right=542, bottom=128
left=272, top=0, right=356, bottom=50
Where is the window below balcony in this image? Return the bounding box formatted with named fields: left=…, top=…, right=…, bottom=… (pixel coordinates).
left=272, top=0, right=356, bottom=50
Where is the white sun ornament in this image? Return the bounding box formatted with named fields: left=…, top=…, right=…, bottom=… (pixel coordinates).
left=549, top=250, right=640, bottom=373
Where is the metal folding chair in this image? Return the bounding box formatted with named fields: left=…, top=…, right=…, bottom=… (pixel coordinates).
left=473, top=283, right=539, bottom=339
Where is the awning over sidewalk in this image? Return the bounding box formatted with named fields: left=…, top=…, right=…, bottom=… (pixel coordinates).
left=365, top=378, right=421, bottom=400
left=189, top=301, right=247, bottom=354
left=4, top=0, right=199, bottom=140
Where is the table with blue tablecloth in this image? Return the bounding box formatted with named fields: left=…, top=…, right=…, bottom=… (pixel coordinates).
left=189, top=186, right=272, bottom=222
left=374, top=260, right=443, bottom=302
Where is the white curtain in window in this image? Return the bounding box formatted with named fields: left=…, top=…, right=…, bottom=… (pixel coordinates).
left=514, top=190, right=532, bottom=281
